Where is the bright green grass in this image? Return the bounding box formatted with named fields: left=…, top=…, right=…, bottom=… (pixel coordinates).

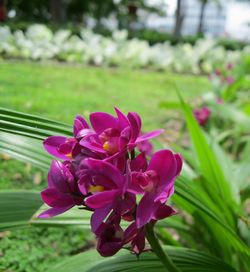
left=0, top=61, right=209, bottom=272
left=0, top=61, right=209, bottom=130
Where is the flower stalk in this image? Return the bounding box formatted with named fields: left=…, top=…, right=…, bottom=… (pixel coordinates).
left=146, top=223, right=181, bottom=272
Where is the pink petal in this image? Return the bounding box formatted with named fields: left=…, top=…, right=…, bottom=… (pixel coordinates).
left=148, top=150, right=178, bottom=187
left=136, top=193, right=158, bottom=228
left=153, top=204, right=176, bottom=220
left=48, top=161, right=74, bottom=193
left=38, top=205, right=73, bottom=218
left=115, top=107, right=129, bottom=129
left=85, top=190, right=118, bottom=209
left=130, top=152, right=147, bottom=172
left=73, top=115, right=89, bottom=137
left=119, top=127, right=131, bottom=151
left=83, top=158, right=124, bottom=187
left=41, top=188, right=75, bottom=208
left=123, top=222, right=138, bottom=244
left=90, top=112, right=118, bottom=134
left=127, top=112, right=141, bottom=142
left=155, top=185, right=175, bottom=203
left=174, top=153, right=183, bottom=176
left=78, top=175, right=89, bottom=195
left=80, top=138, right=106, bottom=154
left=43, top=136, right=68, bottom=160
left=135, top=129, right=164, bottom=144
left=91, top=204, right=113, bottom=233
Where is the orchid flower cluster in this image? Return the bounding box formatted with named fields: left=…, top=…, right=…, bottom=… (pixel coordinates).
left=193, top=107, right=211, bottom=127
left=39, top=108, right=182, bottom=257
left=193, top=64, right=235, bottom=127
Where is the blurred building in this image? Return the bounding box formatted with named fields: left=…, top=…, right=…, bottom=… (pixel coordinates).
left=144, top=0, right=250, bottom=40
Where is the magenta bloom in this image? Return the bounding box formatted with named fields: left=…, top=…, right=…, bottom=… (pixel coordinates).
left=78, top=158, right=136, bottom=233
left=44, top=115, right=92, bottom=160
left=129, top=150, right=182, bottom=228
left=44, top=108, right=162, bottom=162
left=39, top=108, right=182, bottom=257
left=79, top=108, right=163, bottom=157
left=214, top=69, right=221, bottom=76
left=193, top=107, right=211, bottom=127
left=216, top=98, right=224, bottom=104
left=226, top=63, right=233, bottom=70
left=226, top=76, right=234, bottom=85
left=39, top=161, right=83, bottom=218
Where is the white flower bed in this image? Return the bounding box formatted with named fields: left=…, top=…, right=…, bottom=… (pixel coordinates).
left=0, top=24, right=249, bottom=74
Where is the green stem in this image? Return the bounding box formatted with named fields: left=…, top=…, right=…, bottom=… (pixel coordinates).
left=146, top=223, right=181, bottom=272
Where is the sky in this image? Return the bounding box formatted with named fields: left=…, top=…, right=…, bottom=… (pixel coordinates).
left=146, top=0, right=250, bottom=40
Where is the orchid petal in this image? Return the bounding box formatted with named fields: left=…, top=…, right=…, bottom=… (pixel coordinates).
left=153, top=204, right=176, bottom=220
left=38, top=205, right=73, bottom=218
left=73, top=115, right=89, bottom=137
left=135, top=129, right=164, bottom=143
left=43, top=136, right=68, bottom=159
left=41, top=188, right=75, bottom=208
left=174, top=153, right=183, bottom=176
left=127, top=112, right=141, bottom=142
left=80, top=138, right=106, bottom=154
left=136, top=193, right=158, bottom=228
left=48, top=161, right=74, bottom=193
left=83, top=158, right=124, bottom=187
left=91, top=204, right=113, bottom=233
left=85, top=190, right=118, bottom=209
left=115, top=107, right=129, bottom=129
left=148, top=150, right=178, bottom=187
left=90, top=112, right=118, bottom=133
left=130, top=152, right=148, bottom=172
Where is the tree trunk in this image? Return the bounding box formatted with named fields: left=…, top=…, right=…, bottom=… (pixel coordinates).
left=173, top=0, right=185, bottom=38
left=197, top=0, right=207, bottom=35
left=0, top=0, right=6, bottom=22
left=50, top=0, right=66, bottom=24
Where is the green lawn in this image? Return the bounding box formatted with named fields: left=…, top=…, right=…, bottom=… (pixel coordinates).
left=0, top=61, right=209, bottom=130
left=0, top=61, right=209, bottom=272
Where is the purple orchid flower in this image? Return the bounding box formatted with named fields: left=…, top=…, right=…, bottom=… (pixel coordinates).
left=96, top=215, right=125, bottom=257
left=129, top=150, right=182, bottom=228
left=137, top=139, right=154, bottom=156
left=43, top=115, right=91, bottom=160
left=39, top=108, right=183, bottom=258
left=79, top=108, right=163, bottom=157
left=193, top=107, right=211, bottom=127
left=78, top=158, right=136, bottom=233
left=226, top=76, right=234, bottom=85
left=96, top=217, right=146, bottom=257
left=43, top=108, right=162, bottom=163
left=38, top=160, right=83, bottom=218
left=123, top=222, right=147, bottom=255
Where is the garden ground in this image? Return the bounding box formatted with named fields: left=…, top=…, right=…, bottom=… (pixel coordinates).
left=0, top=61, right=209, bottom=271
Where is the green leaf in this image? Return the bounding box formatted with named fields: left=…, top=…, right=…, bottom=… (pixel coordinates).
left=31, top=206, right=92, bottom=228
left=213, top=103, right=250, bottom=128
left=159, top=101, right=181, bottom=110
left=174, top=175, right=250, bottom=256
left=0, top=132, right=50, bottom=170
left=0, top=107, right=72, bottom=140
left=48, top=246, right=237, bottom=272
left=178, top=94, right=236, bottom=224
left=0, top=191, right=43, bottom=231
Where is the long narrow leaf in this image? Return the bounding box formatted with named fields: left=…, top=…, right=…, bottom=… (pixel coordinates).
left=48, top=246, right=236, bottom=272
left=0, top=191, right=43, bottom=231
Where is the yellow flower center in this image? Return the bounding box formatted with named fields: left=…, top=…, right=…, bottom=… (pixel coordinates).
left=89, top=185, right=105, bottom=193
left=103, top=141, right=110, bottom=152
left=65, top=153, right=73, bottom=159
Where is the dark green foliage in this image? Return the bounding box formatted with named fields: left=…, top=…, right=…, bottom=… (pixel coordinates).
left=0, top=227, right=89, bottom=272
